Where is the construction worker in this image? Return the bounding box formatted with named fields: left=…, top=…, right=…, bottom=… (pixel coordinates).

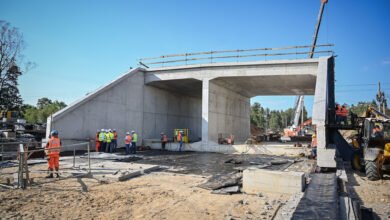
left=177, top=131, right=183, bottom=152
left=99, top=129, right=106, bottom=152
left=311, top=133, right=317, bottom=159
left=340, top=104, right=349, bottom=125
left=45, top=130, right=61, bottom=178
left=124, top=131, right=132, bottom=154
left=95, top=129, right=101, bottom=152
left=372, top=125, right=384, bottom=139
left=112, top=129, right=118, bottom=152
left=335, top=103, right=342, bottom=124
left=131, top=131, right=138, bottom=154
left=106, top=129, right=112, bottom=153
left=108, top=129, right=114, bottom=153
left=160, top=132, right=168, bottom=151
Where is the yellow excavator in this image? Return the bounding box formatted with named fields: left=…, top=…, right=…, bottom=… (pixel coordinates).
left=350, top=107, right=390, bottom=180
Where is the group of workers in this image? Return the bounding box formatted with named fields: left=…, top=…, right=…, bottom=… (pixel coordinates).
left=95, top=129, right=139, bottom=154
left=95, top=129, right=119, bottom=153
left=335, top=103, right=349, bottom=124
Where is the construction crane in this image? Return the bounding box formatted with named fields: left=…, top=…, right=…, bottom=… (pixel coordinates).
left=286, top=0, right=328, bottom=139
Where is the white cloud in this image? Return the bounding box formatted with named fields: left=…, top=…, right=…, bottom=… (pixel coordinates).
left=381, top=57, right=390, bottom=65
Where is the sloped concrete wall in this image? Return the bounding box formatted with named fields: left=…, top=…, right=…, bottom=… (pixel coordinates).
left=50, top=69, right=202, bottom=145
left=50, top=70, right=145, bottom=145
left=208, top=81, right=250, bottom=143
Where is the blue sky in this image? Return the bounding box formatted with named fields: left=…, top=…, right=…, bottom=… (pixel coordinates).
left=1, top=0, right=389, bottom=116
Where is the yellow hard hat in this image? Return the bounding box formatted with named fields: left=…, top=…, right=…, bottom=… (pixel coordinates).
left=312, top=134, right=317, bottom=138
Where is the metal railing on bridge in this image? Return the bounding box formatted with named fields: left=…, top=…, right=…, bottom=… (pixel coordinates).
left=138, top=44, right=334, bottom=68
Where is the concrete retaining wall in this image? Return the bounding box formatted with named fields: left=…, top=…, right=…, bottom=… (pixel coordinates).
left=243, top=168, right=305, bottom=195
left=208, top=81, right=250, bottom=143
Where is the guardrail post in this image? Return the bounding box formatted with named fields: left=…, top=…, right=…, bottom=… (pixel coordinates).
left=1, top=144, right=3, bottom=161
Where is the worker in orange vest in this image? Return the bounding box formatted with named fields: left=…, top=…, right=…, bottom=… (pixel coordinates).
left=311, top=133, right=317, bottom=159
left=340, top=104, right=348, bottom=125
left=124, top=132, right=132, bottom=155
left=177, top=131, right=184, bottom=152
left=95, top=129, right=101, bottom=152
left=45, top=130, right=62, bottom=178
left=160, top=132, right=168, bottom=151
left=335, top=103, right=342, bottom=124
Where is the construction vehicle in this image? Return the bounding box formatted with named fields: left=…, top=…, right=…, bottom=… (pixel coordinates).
left=282, top=119, right=314, bottom=142
left=348, top=107, right=390, bottom=180
left=174, top=128, right=189, bottom=143
left=218, top=133, right=234, bottom=145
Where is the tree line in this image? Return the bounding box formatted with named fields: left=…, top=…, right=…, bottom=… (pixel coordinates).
left=250, top=102, right=308, bottom=132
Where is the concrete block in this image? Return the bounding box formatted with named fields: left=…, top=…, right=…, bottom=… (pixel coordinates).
left=242, top=168, right=305, bottom=195
left=317, top=148, right=336, bottom=168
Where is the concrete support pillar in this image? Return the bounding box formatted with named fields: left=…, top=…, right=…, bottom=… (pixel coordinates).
left=202, top=79, right=210, bottom=146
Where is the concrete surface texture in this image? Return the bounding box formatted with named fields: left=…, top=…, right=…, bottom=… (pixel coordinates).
left=242, top=168, right=305, bottom=194
left=47, top=57, right=336, bottom=167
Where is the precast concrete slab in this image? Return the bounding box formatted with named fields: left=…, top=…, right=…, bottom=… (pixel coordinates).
left=242, top=168, right=305, bottom=195
left=48, top=56, right=336, bottom=168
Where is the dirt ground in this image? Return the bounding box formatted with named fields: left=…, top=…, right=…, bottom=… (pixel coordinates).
left=345, top=167, right=390, bottom=219
left=0, top=170, right=288, bottom=219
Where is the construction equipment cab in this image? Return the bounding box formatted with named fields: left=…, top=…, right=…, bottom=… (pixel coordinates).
left=352, top=107, right=390, bottom=180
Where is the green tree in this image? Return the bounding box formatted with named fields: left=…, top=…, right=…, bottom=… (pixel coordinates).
left=0, top=21, right=24, bottom=110
left=22, top=98, right=67, bottom=123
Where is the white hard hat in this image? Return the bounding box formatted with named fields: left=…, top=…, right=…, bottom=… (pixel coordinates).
left=126, top=131, right=130, bottom=134
left=131, top=130, right=135, bottom=133
left=101, top=129, right=104, bottom=132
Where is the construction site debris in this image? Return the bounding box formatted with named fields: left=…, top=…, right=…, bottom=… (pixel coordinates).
left=211, top=185, right=240, bottom=195
left=198, top=172, right=242, bottom=190
left=80, top=152, right=143, bottom=161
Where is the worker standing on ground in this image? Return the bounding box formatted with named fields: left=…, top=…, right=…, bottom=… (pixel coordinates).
left=105, top=129, right=112, bottom=153
left=108, top=129, right=114, bottom=153
left=131, top=131, right=138, bottom=154
left=95, top=129, right=101, bottom=152
left=311, top=133, right=317, bottom=159
left=112, top=129, right=118, bottom=152
left=124, top=132, right=132, bottom=154
left=340, top=104, right=349, bottom=125
left=161, top=132, right=168, bottom=151
left=177, top=131, right=183, bottom=152
left=45, top=130, right=62, bottom=178
left=99, top=129, right=106, bottom=152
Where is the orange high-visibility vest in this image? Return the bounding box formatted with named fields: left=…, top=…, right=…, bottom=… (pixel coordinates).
left=336, top=106, right=342, bottom=116
left=114, top=132, right=118, bottom=139
left=125, top=135, right=132, bottom=144
left=311, top=136, right=317, bottom=147
left=341, top=107, right=348, bottom=117
left=177, top=133, right=182, bottom=141
left=163, top=135, right=168, bottom=142
left=47, top=137, right=61, bottom=156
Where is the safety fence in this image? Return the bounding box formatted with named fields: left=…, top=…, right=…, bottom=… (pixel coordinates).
left=0, top=141, right=91, bottom=189
left=138, top=44, right=334, bottom=68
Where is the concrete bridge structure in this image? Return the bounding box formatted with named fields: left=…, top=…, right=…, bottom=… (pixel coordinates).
left=47, top=56, right=336, bottom=168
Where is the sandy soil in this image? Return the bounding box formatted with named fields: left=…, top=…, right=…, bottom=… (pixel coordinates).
left=0, top=170, right=288, bottom=220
